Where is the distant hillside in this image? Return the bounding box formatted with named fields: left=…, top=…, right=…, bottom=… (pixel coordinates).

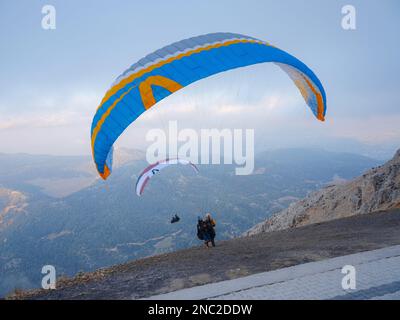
left=0, top=148, right=382, bottom=296
left=0, top=148, right=145, bottom=198
left=246, top=149, right=400, bottom=236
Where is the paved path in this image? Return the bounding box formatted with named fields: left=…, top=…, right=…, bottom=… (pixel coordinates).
left=147, top=245, right=400, bottom=300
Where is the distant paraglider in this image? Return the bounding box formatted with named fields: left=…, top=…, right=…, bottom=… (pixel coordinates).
left=90, top=32, right=327, bottom=180
left=135, top=158, right=199, bottom=196
left=170, top=214, right=180, bottom=224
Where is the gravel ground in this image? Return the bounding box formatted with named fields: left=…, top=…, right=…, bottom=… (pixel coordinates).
left=16, top=208, right=400, bottom=300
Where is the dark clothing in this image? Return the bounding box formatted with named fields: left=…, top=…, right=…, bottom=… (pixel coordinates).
left=205, top=220, right=215, bottom=238
left=202, top=230, right=211, bottom=242
left=197, top=221, right=205, bottom=240
left=205, top=220, right=216, bottom=247
left=197, top=218, right=216, bottom=247
left=171, top=214, right=180, bottom=223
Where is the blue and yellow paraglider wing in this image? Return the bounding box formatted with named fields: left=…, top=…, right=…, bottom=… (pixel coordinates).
left=91, top=32, right=326, bottom=179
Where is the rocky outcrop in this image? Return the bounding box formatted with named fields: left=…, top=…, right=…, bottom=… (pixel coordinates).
left=0, top=188, right=28, bottom=230
left=245, top=149, right=400, bottom=236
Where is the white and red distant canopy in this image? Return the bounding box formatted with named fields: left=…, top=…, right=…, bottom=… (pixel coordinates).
left=135, top=158, right=199, bottom=196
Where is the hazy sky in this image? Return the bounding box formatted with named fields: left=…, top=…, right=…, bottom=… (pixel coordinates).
left=0, top=0, right=399, bottom=159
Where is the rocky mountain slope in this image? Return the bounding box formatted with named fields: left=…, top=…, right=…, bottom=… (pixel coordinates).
left=246, top=149, right=400, bottom=236
left=11, top=208, right=400, bottom=300
left=0, top=188, right=28, bottom=231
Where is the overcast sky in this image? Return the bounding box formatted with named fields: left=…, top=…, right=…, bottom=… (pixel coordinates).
left=0, top=0, right=399, bottom=159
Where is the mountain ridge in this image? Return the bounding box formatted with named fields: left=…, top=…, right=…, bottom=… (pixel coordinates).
left=245, top=149, right=400, bottom=236
left=9, top=208, right=400, bottom=300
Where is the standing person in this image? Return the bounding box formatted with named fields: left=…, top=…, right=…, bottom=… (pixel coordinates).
left=204, top=213, right=216, bottom=247
left=197, top=217, right=212, bottom=248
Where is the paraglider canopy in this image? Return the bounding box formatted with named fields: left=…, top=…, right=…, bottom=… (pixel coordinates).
left=91, top=32, right=327, bottom=179
left=135, top=158, right=199, bottom=196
